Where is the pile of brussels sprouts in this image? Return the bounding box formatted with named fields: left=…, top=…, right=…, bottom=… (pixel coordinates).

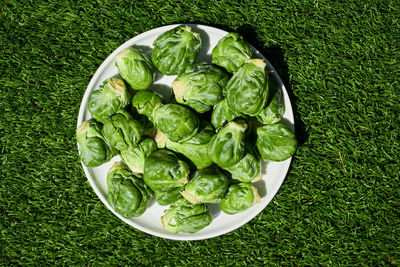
left=77, top=25, right=298, bottom=234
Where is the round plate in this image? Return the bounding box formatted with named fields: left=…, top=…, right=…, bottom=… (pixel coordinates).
left=77, top=24, right=294, bottom=240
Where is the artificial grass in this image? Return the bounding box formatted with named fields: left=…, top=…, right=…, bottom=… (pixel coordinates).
left=1, top=0, right=399, bottom=265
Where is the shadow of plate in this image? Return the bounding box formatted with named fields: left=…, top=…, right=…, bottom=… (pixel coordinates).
left=208, top=202, right=221, bottom=219
left=149, top=83, right=172, bottom=102
left=190, top=25, right=211, bottom=63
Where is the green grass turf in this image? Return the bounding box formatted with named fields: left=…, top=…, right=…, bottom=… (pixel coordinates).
left=1, top=0, right=399, bottom=265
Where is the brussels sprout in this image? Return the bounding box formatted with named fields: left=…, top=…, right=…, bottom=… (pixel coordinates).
left=143, top=149, right=190, bottom=193
left=107, top=162, right=152, bottom=218
left=131, top=90, right=163, bottom=122
left=181, top=167, right=228, bottom=204
left=153, top=104, right=199, bottom=142
left=161, top=198, right=212, bottom=233
left=220, top=183, right=260, bottom=215
left=166, top=121, right=214, bottom=169
left=172, top=63, right=229, bottom=113
left=151, top=25, right=201, bottom=75
left=224, top=152, right=262, bottom=183
left=102, top=109, right=143, bottom=151
left=208, top=121, right=247, bottom=168
left=155, top=188, right=183, bottom=206
left=211, top=99, right=240, bottom=129
left=225, top=59, right=268, bottom=116
left=115, top=47, right=154, bottom=90
left=211, top=32, right=255, bottom=73
left=256, top=123, right=298, bottom=162
left=120, top=138, right=157, bottom=174
left=257, top=74, right=285, bottom=124
left=88, top=78, right=131, bottom=123
left=76, top=120, right=114, bottom=167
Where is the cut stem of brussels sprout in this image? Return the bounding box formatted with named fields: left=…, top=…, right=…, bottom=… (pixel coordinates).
left=108, top=77, right=127, bottom=95
left=180, top=190, right=200, bottom=204
left=76, top=120, right=89, bottom=135
left=251, top=172, right=263, bottom=183
left=172, top=80, right=185, bottom=100
left=151, top=102, right=163, bottom=119
left=155, top=129, right=167, bottom=148
left=161, top=216, right=166, bottom=229
left=230, top=120, right=247, bottom=131
left=253, top=186, right=261, bottom=204
left=109, top=161, right=124, bottom=172
left=251, top=58, right=267, bottom=69
left=115, top=48, right=127, bottom=61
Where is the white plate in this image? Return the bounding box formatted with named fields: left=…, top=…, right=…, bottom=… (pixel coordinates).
left=77, top=24, right=294, bottom=240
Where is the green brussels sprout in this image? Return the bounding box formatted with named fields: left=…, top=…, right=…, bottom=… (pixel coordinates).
left=155, top=188, right=183, bottom=206
left=143, top=149, right=190, bottom=193
left=107, top=162, right=152, bottom=218
left=256, top=123, right=298, bottom=162
left=102, top=109, right=143, bottom=151
left=120, top=138, right=157, bottom=174
left=172, top=63, right=229, bottom=113
left=181, top=167, right=228, bottom=204
left=211, top=99, right=240, bottom=129
left=153, top=104, right=199, bottom=142
left=220, top=183, right=260, bottom=215
left=115, top=47, right=154, bottom=90
left=76, top=120, right=114, bottom=167
left=88, top=78, right=131, bottom=123
left=131, top=90, right=163, bottom=122
left=161, top=198, right=212, bottom=234
left=166, top=121, right=214, bottom=169
left=224, top=152, right=262, bottom=183
left=208, top=121, right=247, bottom=168
left=151, top=25, right=201, bottom=75
left=257, top=74, right=285, bottom=124
left=211, top=32, right=255, bottom=73
left=225, top=59, right=269, bottom=116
